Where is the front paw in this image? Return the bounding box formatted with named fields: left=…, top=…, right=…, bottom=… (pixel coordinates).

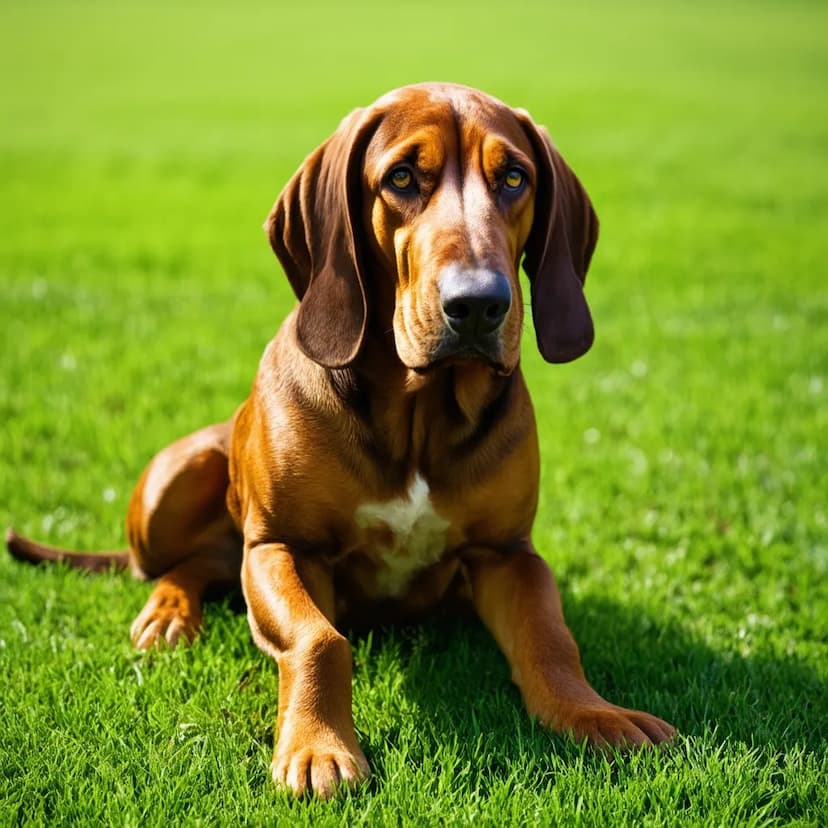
left=559, top=702, right=676, bottom=750
left=271, top=732, right=370, bottom=798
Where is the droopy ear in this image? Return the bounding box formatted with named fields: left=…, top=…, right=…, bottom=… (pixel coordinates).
left=516, top=111, right=599, bottom=363
left=264, top=108, right=381, bottom=368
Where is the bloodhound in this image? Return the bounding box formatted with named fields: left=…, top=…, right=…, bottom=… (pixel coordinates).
left=7, top=83, right=676, bottom=798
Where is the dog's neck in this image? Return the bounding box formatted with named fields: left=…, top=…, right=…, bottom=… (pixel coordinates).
left=328, top=336, right=517, bottom=478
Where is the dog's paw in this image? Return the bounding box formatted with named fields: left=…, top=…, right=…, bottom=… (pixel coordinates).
left=559, top=703, right=676, bottom=750
left=271, top=735, right=370, bottom=798
left=130, top=586, right=202, bottom=649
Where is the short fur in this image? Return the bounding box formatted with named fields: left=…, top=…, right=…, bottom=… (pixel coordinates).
left=7, top=83, right=675, bottom=798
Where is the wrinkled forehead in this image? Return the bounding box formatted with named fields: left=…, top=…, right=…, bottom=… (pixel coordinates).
left=363, top=84, right=535, bottom=175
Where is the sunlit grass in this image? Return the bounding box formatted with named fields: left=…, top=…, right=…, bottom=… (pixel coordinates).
left=1, top=1, right=826, bottom=823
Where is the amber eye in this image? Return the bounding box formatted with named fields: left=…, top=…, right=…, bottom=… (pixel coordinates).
left=388, top=166, right=414, bottom=192
left=504, top=167, right=525, bottom=191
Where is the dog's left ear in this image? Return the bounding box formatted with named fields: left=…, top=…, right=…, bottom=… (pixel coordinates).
left=515, top=112, right=599, bottom=363
left=264, top=108, right=381, bottom=368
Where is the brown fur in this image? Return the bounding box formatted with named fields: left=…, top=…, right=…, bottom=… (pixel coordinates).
left=7, top=83, right=675, bottom=798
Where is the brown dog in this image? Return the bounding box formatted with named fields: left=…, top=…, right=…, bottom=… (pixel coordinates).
left=8, top=83, right=675, bottom=798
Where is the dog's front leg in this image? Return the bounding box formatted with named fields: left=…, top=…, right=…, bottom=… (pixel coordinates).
left=243, top=543, right=369, bottom=797
left=466, top=544, right=676, bottom=749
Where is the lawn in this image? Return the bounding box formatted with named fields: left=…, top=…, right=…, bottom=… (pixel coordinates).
left=1, top=0, right=826, bottom=824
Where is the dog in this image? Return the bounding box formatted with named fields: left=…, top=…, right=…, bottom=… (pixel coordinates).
left=7, top=83, right=676, bottom=798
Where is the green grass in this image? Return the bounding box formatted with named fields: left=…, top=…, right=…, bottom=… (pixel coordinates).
left=1, top=0, right=826, bottom=824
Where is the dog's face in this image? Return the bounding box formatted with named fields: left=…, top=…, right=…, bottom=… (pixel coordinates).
left=266, top=83, right=599, bottom=373
left=360, top=86, right=536, bottom=374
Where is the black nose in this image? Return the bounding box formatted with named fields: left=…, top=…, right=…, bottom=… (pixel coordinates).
left=440, top=267, right=512, bottom=338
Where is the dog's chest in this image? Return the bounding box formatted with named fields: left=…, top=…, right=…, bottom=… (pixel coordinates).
left=353, top=474, right=451, bottom=595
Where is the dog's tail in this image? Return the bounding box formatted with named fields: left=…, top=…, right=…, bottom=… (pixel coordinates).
left=5, top=527, right=130, bottom=572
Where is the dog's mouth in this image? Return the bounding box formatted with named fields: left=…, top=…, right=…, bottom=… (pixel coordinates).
left=411, top=336, right=512, bottom=376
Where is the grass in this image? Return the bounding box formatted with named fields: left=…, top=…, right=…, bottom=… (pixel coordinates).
left=1, top=0, right=826, bottom=824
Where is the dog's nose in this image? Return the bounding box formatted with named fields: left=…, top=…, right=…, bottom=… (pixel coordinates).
left=440, top=268, right=512, bottom=338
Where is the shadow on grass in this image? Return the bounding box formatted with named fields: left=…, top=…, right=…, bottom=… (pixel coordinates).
left=347, top=593, right=826, bottom=773
left=209, top=583, right=825, bottom=799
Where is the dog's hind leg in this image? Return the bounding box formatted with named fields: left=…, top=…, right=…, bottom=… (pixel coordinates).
left=126, top=421, right=242, bottom=648
left=129, top=541, right=240, bottom=648
left=6, top=421, right=242, bottom=648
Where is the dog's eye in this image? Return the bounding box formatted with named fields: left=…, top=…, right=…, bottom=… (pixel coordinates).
left=387, top=166, right=414, bottom=192
left=503, top=167, right=525, bottom=191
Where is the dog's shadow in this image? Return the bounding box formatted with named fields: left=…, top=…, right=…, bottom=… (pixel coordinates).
left=342, top=594, right=825, bottom=780
left=217, top=586, right=824, bottom=787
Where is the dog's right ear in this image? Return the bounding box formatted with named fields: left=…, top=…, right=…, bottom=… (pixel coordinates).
left=265, top=108, right=382, bottom=369
left=515, top=111, right=599, bottom=364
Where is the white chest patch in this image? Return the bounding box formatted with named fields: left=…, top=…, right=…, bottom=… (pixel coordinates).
left=354, top=474, right=450, bottom=596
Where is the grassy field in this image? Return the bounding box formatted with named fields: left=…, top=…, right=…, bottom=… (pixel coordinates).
left=1, top=0, right=826, bottom=824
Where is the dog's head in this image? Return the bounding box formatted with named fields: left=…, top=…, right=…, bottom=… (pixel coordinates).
left=265, top=83, right=598, bottom=374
